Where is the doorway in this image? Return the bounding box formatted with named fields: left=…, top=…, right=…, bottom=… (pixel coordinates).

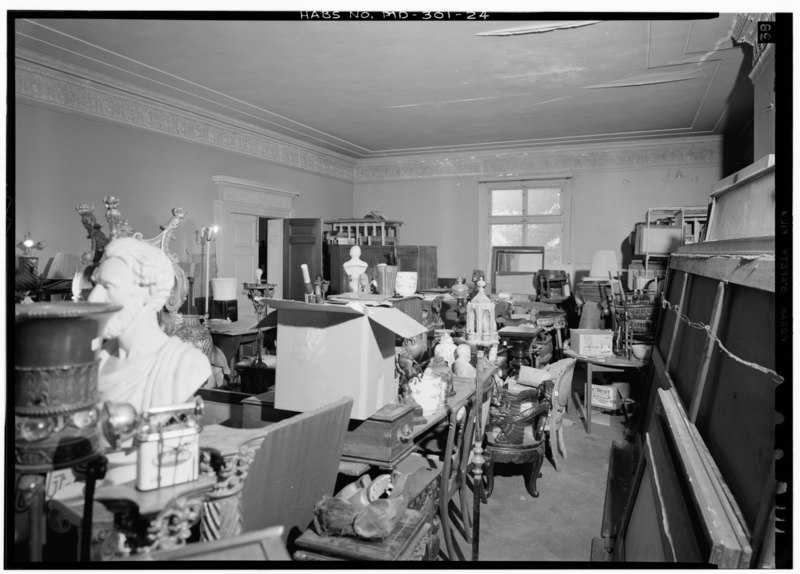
left=212, top=176, right=298, bottom=322
left=258, top=217, right=285, bottom=300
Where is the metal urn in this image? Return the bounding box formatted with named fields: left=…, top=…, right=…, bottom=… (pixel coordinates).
left=14, top=302, right=121, bottom=473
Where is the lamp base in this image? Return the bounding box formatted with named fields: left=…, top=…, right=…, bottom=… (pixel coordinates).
left=15, top=426, right=103, bottom=474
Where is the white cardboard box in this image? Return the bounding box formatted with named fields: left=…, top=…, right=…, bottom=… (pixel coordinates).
left=266, top=299, right=428, bottom=420
left=570, top=329, right=614, bottom=357
left=591, top=382, right=631, bottom=411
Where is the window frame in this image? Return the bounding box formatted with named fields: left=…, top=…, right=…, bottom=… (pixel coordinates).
left=484, top=178, right=572, bottom=267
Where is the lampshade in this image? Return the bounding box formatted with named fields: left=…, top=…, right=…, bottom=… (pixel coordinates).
left=588, top=250, right=619, bottom=280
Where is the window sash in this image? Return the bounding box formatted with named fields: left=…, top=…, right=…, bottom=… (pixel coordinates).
left=488, top=181, right=569, bottom=265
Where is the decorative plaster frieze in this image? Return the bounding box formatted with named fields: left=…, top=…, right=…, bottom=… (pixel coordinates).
left=15, top=56, right=355, bottom=182
left=354, top=138, right=723, bottom=182
left=212, top=176, right=298, bottom=212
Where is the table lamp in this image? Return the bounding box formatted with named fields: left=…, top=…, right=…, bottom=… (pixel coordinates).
left=588, top=250, right=619, bottom=280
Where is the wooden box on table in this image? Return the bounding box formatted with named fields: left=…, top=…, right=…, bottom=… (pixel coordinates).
left=342, top=401, right=417, bottom=468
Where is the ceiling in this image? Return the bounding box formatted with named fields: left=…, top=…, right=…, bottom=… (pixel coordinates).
left=14, top=14, right=750, bottom=160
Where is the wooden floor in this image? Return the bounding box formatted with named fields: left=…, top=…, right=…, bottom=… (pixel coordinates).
left=447, top=363, right=630, bottom=564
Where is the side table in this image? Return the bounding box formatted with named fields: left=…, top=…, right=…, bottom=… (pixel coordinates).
left=563, top=349, right=648, bottom=434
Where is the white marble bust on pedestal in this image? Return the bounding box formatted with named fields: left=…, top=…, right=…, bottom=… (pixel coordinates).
left=343, top=245, right=368, bottom=294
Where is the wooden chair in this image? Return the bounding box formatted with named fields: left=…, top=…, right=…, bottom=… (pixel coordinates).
left=482, top=385, right=551, bottom=499
left=425, top=400, right=475, bottom=561
left=125, top=526, right=291, bottom=561
left=541, top=358, right=577, bottom=471
left=238, top=396, right=353, bottom=549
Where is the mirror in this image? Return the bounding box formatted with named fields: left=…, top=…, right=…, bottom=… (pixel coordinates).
left=490, top=246, right=545, bottom=294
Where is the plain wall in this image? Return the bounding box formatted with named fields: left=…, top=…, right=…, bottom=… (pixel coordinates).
left=355, top=160, right=723, bottom=280
left=13, top=103, right=353, bottom=269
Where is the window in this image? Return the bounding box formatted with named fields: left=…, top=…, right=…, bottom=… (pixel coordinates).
left=487, top=179, right=570, bottom=266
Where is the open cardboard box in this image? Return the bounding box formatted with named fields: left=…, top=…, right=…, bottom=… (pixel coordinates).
left=265, top=299, right=428, bottom=420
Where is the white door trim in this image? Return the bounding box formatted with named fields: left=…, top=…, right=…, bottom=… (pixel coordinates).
left=212, top=176, right=300, bottom=278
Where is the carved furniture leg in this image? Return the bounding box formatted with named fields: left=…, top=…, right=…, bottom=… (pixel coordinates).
left=16, top=473, right=46, bottom=562
left=523, top=447, right=545, bottom=498
left=482, top=456, right=495, bottom=499
left=557, top=425, right=568, bottom=461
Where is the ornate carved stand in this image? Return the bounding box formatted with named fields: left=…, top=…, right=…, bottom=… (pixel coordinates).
left=482, top=442, right=545, bottom=498
left=197, top=439, right=262, bottom=542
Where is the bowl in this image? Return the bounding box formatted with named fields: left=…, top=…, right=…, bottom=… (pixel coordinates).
left=631, top=344, right=653, bottom=361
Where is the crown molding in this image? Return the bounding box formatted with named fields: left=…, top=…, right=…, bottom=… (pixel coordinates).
left=353, top=136, right=723, bottom=182
left=14, top=51, right=355, bottom=182
left=14, top=49, right=723, bottom=186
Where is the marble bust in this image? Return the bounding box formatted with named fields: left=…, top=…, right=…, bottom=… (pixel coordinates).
left=88, top=237, right=212, bottom=414
left=343, top=245, right=368, bottom=294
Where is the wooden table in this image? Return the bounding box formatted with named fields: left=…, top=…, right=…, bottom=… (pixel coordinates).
left=209, top=322, right=262, bottom=376
left=563, top=349, right=648, bottom=435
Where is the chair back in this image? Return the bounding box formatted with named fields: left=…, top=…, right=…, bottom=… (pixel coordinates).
left=545, top=358, right=576, bottom=411
left=239, top=396, right=353, bottom=547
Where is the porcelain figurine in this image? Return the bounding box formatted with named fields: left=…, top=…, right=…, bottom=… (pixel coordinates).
left=343, top=245, right=368, bottom=294
left=88, top=237, right=212, bottom=414
left=433, top=329, right=457, bottom=367
left=358, top=272, right=371, bottom=294
left=453, top=343, right=477, bottom=378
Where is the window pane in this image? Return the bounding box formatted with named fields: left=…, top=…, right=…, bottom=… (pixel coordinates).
left=525, top=223, right=562, bottom=265
left=527, top=187, right=561, bottom=215
left=491, top=189, right=523, bottom=216
left=491, top=224, right=523, bottom=246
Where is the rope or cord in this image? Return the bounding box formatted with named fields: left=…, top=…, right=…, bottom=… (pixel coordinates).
left=661, top=299, right=784, bottom=384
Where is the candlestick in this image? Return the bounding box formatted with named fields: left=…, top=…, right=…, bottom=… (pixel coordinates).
left=201, top=225, right=218, bottom=319
left=301, top=264, right=311, bottom=284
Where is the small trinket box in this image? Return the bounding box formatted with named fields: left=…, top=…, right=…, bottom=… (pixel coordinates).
left=134, top=399, right=203, bottom=491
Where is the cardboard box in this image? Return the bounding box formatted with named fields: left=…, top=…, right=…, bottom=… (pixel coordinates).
left=266, top=299, right=428, bottom=420
left=591, top=382, right=631, bottom=411
left=570, top=329, right=614, bottom=357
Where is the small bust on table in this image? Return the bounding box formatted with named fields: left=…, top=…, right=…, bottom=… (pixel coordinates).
left=343, top=245, right=368, bottom=294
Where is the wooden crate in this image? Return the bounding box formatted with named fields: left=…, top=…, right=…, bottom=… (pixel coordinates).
left=341, top=402, right=417, bottom=467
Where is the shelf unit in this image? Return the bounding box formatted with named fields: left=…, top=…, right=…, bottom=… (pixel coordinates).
left=633, top=206, right=708, bottom=276
left=325, top=218, right=402, bottom=246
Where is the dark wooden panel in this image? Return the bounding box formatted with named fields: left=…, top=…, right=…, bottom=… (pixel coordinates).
left=694, top=283, right=776, bottom=532
left=668, top=274, right=718, bottom=408
left=284, top=218, right=323, bottom=301
left=618, top=389, right=750, bottom=566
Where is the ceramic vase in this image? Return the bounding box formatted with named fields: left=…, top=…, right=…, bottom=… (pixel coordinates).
left=173, top=314, right=214, bottom=356
left=410, top=372, right=445, bottom=416
left=395, top=272, right=418, bottom=297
